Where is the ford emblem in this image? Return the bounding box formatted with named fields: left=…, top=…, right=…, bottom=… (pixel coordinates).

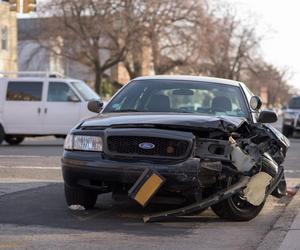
left=139, top=142, right=155, bottom=150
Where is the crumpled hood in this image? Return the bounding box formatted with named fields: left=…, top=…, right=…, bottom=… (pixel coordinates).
left=81, top=113, right=248, bottom=133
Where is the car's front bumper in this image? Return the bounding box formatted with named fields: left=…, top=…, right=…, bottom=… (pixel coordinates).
left=62, top=150, right=202, bottom=191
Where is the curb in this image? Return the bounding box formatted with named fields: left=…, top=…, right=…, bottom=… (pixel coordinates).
left=257, top=186, right=300, bottom=250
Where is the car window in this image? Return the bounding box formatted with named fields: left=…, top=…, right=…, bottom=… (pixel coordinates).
left=71, top=81, right=99, bottom=101
left=104, top=80, right=249, bottom=118
left=47, top=82, right=80, bottom=102
left=6, top=81, right=43, bottom=101
left=289, top=97, right=300, bottom=109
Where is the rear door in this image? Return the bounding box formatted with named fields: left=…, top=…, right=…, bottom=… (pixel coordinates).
left=3, top=80, right=44, bottom=134
left=43, top=81, right=81, bottom=135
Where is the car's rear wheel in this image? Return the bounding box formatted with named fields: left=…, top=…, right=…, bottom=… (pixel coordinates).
left=64, top=184, right=98, bottom=209
left=4, top=135, right=24, bottom=145
left=282, top=125, right=294, bottom=138
left=0, top=125, right=4, bottom=144
left=211, top=177, right=265, bottom=221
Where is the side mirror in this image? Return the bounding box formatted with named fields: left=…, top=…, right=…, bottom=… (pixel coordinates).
left=258, top=110, right=278, bottom=123
left=250, top=96, right=262, bottom=111
left=87, top=100, right=103, bottom=113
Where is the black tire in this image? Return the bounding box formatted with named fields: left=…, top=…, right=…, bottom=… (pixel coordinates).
left=211, top=176, right=265, bottom=221
left=0, top=124, right=4, bottom=144
left=4, top=135, right=24, bottom=145
left=282, top=125, right=293, bottom=138
left=64, top=184, right=97, bottom=209
left=211, top=195, right=265, bottom=221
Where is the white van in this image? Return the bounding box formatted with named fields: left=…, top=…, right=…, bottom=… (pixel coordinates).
left=0, top=73, right=100, bottom=145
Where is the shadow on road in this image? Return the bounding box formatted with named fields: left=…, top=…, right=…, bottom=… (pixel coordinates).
left=0, top=183, right=221, bottom=236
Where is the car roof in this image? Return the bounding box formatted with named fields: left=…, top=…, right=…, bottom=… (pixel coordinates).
left=291, top=96, right=300, bottom=99
left=0, top=77, right=79, bottom=82
left=134, top=75, right=242, bottom=86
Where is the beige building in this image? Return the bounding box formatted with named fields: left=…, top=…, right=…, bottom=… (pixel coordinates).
left=0, top=1, right=17, bottom=72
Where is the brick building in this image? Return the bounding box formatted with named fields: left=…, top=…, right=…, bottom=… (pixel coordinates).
left=0, top=1, right=17, bottom=73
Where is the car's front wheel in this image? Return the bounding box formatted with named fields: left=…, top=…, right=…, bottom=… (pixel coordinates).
left=211, top=176, right=265, bottom=221
left=211, top=194, right=265, bottom=221
left=4, top=135, right=24, bottom=145
left=0, top=125, right=4, bottom=144
left=64, top=184, right=98, bottom=209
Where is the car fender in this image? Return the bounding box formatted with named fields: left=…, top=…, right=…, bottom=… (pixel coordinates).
left=263, top=124, right=290, bottom=149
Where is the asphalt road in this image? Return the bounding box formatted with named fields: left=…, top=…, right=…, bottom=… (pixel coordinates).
left=0, top=136, right=64, bottom=157
left=0, top=180, right=296, bottom=250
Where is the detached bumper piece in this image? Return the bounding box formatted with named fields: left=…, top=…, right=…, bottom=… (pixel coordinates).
left=129, top=168, right=165, bottom=207
left=143, top=176, right=249, bottom=223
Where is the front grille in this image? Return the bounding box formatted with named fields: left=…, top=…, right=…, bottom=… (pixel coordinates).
left=107, top=136, right=189, bottom=158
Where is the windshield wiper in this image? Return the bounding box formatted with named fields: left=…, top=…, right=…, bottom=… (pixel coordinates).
left=111, top=109, right=140, bottom=112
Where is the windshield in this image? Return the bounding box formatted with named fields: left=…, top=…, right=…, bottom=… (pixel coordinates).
left=289, top=97, right=300, bottom=109
left=71, top=81, right=100, bottom=101
left=103, top=80, right=249, bottom=118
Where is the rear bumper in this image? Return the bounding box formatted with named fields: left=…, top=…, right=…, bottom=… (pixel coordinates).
left=62, top=151, right=201, bottom=190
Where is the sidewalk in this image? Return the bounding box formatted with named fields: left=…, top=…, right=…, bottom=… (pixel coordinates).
left=254, top=179, right=300, bottom=250
left=279, top=202, right=300, bottom=250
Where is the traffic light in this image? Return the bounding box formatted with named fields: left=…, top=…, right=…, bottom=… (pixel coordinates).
left=23, top=0, right=36, bottom=13
left=8, top=0, right=20, bottom=12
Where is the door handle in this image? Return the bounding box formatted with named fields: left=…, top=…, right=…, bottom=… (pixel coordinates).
left=37, top=107, right=41, bottom=114
left=44, top=108, right=47, bottom=114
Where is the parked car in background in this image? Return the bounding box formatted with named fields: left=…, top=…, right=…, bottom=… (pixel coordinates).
left=282, top=96, right=300, bottom=137
left=0, top=72, right=100, bottom=145
left=62, top=75, right=288, bottom=222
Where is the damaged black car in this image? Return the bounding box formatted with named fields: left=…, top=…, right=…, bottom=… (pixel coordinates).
left=62, top=75, right=289, bottom=222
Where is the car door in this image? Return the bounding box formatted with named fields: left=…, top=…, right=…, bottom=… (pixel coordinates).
left=43, top=81, right=81, bottom=135
left=2, top=80, right=44, bottom=134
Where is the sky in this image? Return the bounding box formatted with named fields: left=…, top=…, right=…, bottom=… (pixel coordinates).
left=228, top=0, right=300, bottom=91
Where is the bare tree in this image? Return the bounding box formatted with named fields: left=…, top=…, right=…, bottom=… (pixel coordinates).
left=37, top=0, right=138, bottom=94
left=188, top=8, right=261, bottom=81
left=120, top=0, right=205, bottom=77
left=26, top=0, right=292, bottom=103
left=247, top=61, right=292, bottom=106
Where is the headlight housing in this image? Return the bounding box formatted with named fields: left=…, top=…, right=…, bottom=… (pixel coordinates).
left=64, top=134, right=103, bottom=152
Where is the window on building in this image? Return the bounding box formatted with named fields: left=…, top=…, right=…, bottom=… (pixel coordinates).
left=6, top=82, right=43, bottom=101
left=1, top=27, right=8, bottom=51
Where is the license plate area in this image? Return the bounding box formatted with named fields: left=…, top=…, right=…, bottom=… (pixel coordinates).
left=128, top=168, right=165, bottom=207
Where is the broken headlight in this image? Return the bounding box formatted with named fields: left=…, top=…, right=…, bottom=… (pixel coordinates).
left=64, top=134, right=103, bottom=152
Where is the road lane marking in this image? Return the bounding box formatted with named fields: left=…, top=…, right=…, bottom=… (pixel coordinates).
left=0, top=166, right=60, bottom=170
left=0, top=155, right=45, bottom=158
left=284, top=170, right=300, bottom=173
